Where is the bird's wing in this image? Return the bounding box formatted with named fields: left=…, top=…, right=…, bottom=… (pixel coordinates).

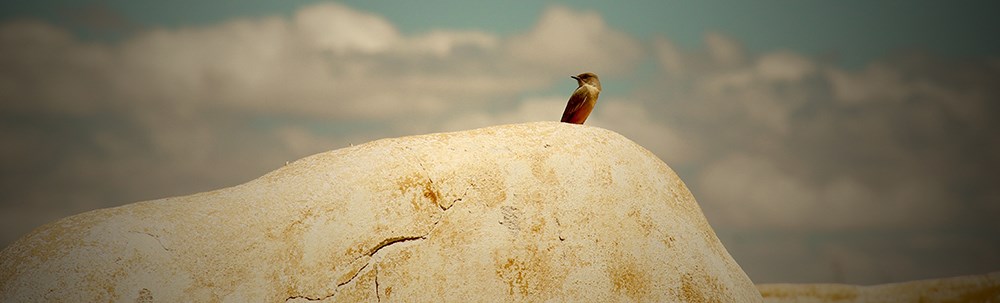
left=561, top=87, right=590, bottom=122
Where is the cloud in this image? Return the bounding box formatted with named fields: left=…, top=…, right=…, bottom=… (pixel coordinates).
left=704, top=31, right=746, bottom=67
left=440, top=96, right=566, bottom=132
left=403, top=30, right=499, bottom=57
left=826, top=64, right=907, bottom=104
left=0, top=20, right=114, bottom=115
left=652, top=35, right=685, bottom=76
left=659, top=42, right=997, bottom=235
left=1, top=3, right=640, bottom=124
left=697, top=153, right=957, bottom=230
left=508, top=6, right=643, bottom=75
left=641, top=32, right=999, bottom=251
left=293, top=3, right=399, bottom=54
left=58, top=1, right=141, bottom=34
left=755, top=51, right=815, bottom=82
left=589, top=100, right=699, bottom=165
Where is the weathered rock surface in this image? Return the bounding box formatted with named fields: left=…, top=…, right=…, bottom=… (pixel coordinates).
left=757, top=271, right=1000, bottom=303
left=0, top=122, right=761, bottom=302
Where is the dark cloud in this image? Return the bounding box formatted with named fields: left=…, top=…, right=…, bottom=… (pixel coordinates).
left=635, top=32, right=1000, bottom=282
left=58, top=1, right=141, bottom=34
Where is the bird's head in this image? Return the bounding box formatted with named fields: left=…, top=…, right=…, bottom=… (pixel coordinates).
left=571, top=72, right=601, bottom=91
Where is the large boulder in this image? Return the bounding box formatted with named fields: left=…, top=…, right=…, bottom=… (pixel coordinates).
left=757, top=271, right=1000, bottom=303
left=0, top=122, right=761, bottom=302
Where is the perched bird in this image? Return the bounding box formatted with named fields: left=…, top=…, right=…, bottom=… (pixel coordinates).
left=560, top=72, right=601, bottom=124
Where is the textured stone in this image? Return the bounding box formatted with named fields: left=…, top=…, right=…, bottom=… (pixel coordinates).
left=758, top=271, right=1000, bottom=303
left=0, top=122, right=761, bottom=302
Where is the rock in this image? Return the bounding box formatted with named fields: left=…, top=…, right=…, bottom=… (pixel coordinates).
left=757, top=271, right=1000, bottom=302
left=0, top=122, right=761, bottom=302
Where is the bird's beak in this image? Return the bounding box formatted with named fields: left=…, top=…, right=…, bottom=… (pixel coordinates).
left=570, top=75, right=580, bottom=80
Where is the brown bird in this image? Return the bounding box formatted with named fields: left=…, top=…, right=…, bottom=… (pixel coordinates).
left=560, top=72, right=601, bottom=124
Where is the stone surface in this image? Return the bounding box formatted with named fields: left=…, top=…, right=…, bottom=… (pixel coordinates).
left=0, top=121, right=761, bottom=302
left=758, top=271, right=1000, bottom=303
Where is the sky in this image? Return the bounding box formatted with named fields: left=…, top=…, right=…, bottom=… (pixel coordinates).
left=1, top=0, right=998, bottom=285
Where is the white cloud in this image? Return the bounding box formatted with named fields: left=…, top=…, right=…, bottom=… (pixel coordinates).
left=507, top=6, right=643, bottom=75
left=692, top=68, right=797, bottom=135
left=293, top=3, right=400, bottom=54
left=704, top=31, right=745, bottom=67
left=590, top=100, right=699, bottom=165
left=404, top=30, right=499, bottom=57
left=1, top=4, right=635, bottom=126
left=697, top=153, right=957, bottom=230
left=294, top=3, right=501, bottom=57
left=697, top=153, right=816, bottom=229
left=755, top=51, right=815, bottom=82
left=826, top=64, right=907, bottom=104
left=440, top=96, right=566, bottom=132
left=652, top=35, right=685, bottom=75
left=0, top=20, right=114, bottom=114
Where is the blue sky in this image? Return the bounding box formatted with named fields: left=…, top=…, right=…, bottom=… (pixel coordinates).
left=0, top=0, right=998, bottom=285
left=4, top=1, right=999, bottom=66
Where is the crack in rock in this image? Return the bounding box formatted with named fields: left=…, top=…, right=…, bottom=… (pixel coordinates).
left=337, top=262, right=369, bottom=287
left=288, top=158, right=461, bottom=302
left=365, top=235, right=427, bottom=257
left=445, top=185, right=471, bottom=211
left=284, top=262, right=370, bottom=302
left=322, top=222, right=439, bottom=300
left=555, top=217, right=566, bottom=241
left=416, top=161, right=449, bottom=211
left=375, top=265, right=381, bottom=303
left=284, top=293, right=336, bottom=302
left=128, top=231, right=172, bottom=252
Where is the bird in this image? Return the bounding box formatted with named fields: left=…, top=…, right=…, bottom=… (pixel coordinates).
left=560, top=72, right=601, bottom=124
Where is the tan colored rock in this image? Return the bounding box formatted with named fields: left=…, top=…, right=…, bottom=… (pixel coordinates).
left=0, top=122, right=761, bottom=302
left=757, top=271, right=1000, bottom=303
